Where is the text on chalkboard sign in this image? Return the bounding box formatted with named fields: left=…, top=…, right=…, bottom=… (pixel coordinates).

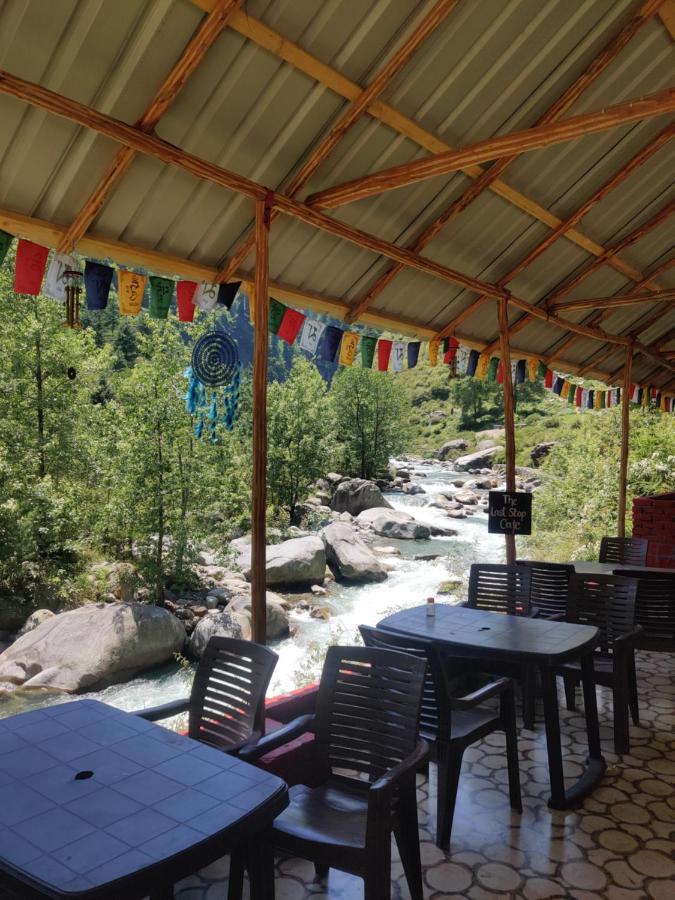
left=488, top=491, right=532, bottom=535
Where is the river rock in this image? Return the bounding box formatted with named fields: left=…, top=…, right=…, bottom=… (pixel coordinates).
left=239, top=535, right=326, bottom=587
left=438, top=439, right=468, bottom=460
left=17, top=609, right=56, bottom=637
left=321, top=523, right=387, bottom=583
left=454, top=489, right=479, bottom=505
left=188, top=609, right=252, bottom=657
left=531, top=441, right=556, bottom=467
left=357, top=508, right=430, bottom=540
left=429, top=524, right=458, bottom=537
left=0, top=602, right=185, bottom=693
left=454, top=446, right=500, bottom=471
left=402, top=482, right=425, bottom=495
left=330, top=479, right=392, bottom=516
left=228, top=592, right=290, bottom=641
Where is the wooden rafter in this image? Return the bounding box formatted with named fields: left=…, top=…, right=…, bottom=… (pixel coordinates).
left=57, top=0, right=244, bottom=253
left=549, top=288, right=675, bottom=313
left=188, top=0, right=666, bottom=289
left=215, top=0, right=460, bottom=283
left=307, top=88, right=675, bottom=209
left=343, top=0, right=667, bottom=324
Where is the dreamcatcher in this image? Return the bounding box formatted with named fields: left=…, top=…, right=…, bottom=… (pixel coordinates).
left=184, top=329, right=241, bottom=441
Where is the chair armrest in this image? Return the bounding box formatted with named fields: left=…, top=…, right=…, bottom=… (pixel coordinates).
left=369, top=739, right=429, bottom=801
left=614, top=626, right=643, bottom=647
left=132, top=698, right=190, bottom=722
left=545, top=612, right=566, bottom=622
left=450, top=677, right=511, bottom=710
left=529, top=606, right=540, bottom=618
left=238, top=713, right=315, bottom=762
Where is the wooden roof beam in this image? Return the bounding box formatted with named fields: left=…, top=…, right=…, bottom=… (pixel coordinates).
left=549, top=288, right=675, bottom=313
left=342, top=0, right=667, bottom=324
left=307, top=88, right=675, bottom=209
left=215, top=0, right=460, bottom=283
left=57, top=0, right=245, bottom=253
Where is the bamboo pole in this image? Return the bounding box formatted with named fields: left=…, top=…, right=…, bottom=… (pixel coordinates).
left=251, top=196, right=271, bottom=645
left=307, top=88, right=675, bottom=209
left=58, top=0, right=244, bottom=252
left=498, top=297, right=517, bottom=565
left=618, top=344, right=634, bottom=538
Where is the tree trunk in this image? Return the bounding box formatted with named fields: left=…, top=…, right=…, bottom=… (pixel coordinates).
left=35, top=333, right=46, bottom=478
left=154, top=385, right=165, bottom=606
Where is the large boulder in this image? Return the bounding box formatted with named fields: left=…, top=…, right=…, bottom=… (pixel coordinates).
left=0, top=603, right=185, bottom=694
left=531, top=441, right=556, bottom=467
left=228, top=592, right=290, bottom=641
left=188, top=609, right=252, bottom=657
left=454, top=446, right=500, bottom=471
left=330, top=479, right=392, bottom=516
left=438, top=439, right=468, bottom=460
left=357, top=508, right=430, bottom=540
left=17, top=609, right=56, bottom=637
left=239, top=535, right=326, bottom=587
left=322, top=523, right=387, bottom=583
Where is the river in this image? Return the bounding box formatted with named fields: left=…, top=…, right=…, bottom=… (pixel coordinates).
left=0, top=460, right=505, bottom=720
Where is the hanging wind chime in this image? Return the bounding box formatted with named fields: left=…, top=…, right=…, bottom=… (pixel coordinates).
left=185, top=328, right=241, bottom=441
left=63, top=269, right=83, bottom=328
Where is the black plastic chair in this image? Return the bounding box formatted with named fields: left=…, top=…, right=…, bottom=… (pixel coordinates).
left=517, top=560, right=574, bottom=620
left=599, top=537, right=648, bottom=566
left=231, top=645, right=428, bottom=900
left=618, top=569, right=675, bottom=652
left=359, top=625, right=521, bottom=851
left=556, top=574, right=640, bottom=754
left=135, top=636, right=278, bottom=753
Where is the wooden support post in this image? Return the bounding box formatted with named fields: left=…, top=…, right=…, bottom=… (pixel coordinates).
left=498, top=297, right=517, bottom=565
left=251, top=196, right=271, bottom=645
left=618, top=344, right=634, bottom=539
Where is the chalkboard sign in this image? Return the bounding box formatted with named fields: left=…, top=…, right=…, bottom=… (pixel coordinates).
left=488, top=491, right=532, bottom=535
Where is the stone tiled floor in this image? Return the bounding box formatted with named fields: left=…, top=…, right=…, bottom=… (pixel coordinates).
left=174, top=650, right=675, bottom=899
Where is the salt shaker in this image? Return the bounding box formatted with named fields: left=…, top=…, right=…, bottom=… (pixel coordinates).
left=426, top=596, right=435, bottom=618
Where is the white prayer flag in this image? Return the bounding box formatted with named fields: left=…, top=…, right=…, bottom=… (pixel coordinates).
left=43, top=253, right=77, bottom=301
left=298, top=318, right=326, bottom=356
left=392, top=341, right=406, bottom=372
left=581, top=388, right=589, bottom=407
left=193, top=282, right=219, bottom=311
left=455, top=346, right=470, bottom=374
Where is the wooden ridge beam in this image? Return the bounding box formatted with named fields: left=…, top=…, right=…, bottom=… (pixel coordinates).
left=0, top=68, right=509, bottom=301
left=342, top=0, right=666, bottom=324
left=307, top=88, right=675, bottom=209
left=216, top=0, right=459, bottom=283
left=58, top=0, right=244, bottom=253
left=189, top=0, right=664, bottom=290
left=550, top=288, right=675, bottom=313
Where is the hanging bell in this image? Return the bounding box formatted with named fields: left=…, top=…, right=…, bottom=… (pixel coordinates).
left=63, top=268, right=83, bottom=328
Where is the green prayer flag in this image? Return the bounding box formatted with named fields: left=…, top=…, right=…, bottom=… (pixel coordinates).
left=269, top=298, right=285, bottom=334
left=536, top=361, right=547, bottom=379
left=149, top=276, right=174, bottom=319
left=360, top=335, right=377, bottom=368
left=600, top=391, right=606, bottom=409
left=0, top=230, right=13, bottom=267
left=568, top=384, right=576, bottom=404
left=486, top=357, right=499, bottom=382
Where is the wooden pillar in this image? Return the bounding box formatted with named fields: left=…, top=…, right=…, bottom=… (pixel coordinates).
left=618, top=343, right=633, bottom=538
left=498, top=297, right=517, bottom=564
left=251, top=196, right=271, bottom=644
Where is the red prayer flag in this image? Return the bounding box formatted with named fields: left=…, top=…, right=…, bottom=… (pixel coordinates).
left=14, top=239, right=49, bottom=295
left=544, top=368, right=553, bottom=389
left=176, top=281, right=197, bottom=322
left=443, top=337, right=459, bottom=365
left=575, top=386, right=583, bottom=407
left=277, top=307, right=305, bottom=344
left=377, top=339, right=393, bottom=371
left=496, top=360, right=504, bottom=384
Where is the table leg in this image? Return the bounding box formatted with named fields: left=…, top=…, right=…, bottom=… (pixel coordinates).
left=246, top=830, right=276, bottom=900
left=539, top=665, right=566, bottom=809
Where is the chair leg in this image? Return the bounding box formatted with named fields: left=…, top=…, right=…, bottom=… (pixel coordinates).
left=314, top=863, right=329, bottom=881
left=563, top=674, right=577, bottom=711
left=501, top=687, right=522, bottom=814
left=435, top=740, right=463, bottom=851
left=394, top=781, right=423, bottom=900
left=227, top=852, right=245, bottom=900
left=364, top=836, right=391, bottom=900
left=628, top=653, right=640, bottom=726
left=612, top=661, right=630, bottom=755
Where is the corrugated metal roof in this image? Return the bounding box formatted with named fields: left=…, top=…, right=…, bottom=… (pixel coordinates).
left=0, top=0, right=673, bottom=388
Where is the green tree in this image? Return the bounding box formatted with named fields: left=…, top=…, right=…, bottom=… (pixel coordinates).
left=267, top=359, right=334, bottom=522
left=450, top=376, right=503, bottom=429
left=330, top=368, right=407, bottom=479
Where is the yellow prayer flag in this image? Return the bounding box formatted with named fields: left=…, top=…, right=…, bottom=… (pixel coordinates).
left=475, top=352, right=490, bottom=380
left=561, top=381, right=570, bottom=400
left=594, top=390, right=601, bottom=410
left=118, top=270, right=146, bottom=316
left=428, top=340, right=439, bottom=367
left=660, top=393, right=666, bottom=411
left=339, top=331, right=360, bottom=366
left=527, top=359, right=538, bottom=382
left=642, top=388, right=648, bottom=407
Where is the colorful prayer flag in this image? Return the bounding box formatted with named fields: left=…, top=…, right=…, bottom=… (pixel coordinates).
left=377, top=339, right=393, bottom=372
left=43, top=253, right=77, bottom=302
left=537, top=361, right=547, bottom=379
left=149, top=276, right=174, bottom=319
left=560, top=381, right=570, bottom=401
left=193, top=282, right=220, bottom=311
left=216, top=281, right=240, bottom=309
left=14, top=239, right=49, bottom=295
left=407, top=342, right=420, bottom=369
left=527, top=359, right=538, bottom=382
left=339, top=332, right=360, bottom=366
left=544, top=369, right=553, bottom=389
left=567, top=382, right=576, bottom=404
left=277, top=307, right=305, bottom=344
left=515, top=360, right=526, bottom=385
left=0, top=230, right=12, bottom=267
left=487, top=357, right=499, bottom=382
left=444, top=337, right=459, bottom=365
left=298, top=318, right=326, bottom=356
left=428, top=339, right=439, bottom=367
left=466, top=349, right=480, bottom=377
left=85, top=261, right=115, bottom=311
left=476, top=352, right=490, bottom=380
left=268, top=298, right=286, bottom=334
left=588, top=390, right=594, bottom=409
left=117, top=269, right=146, bottom=316
left=321, top=325, right=343, bottom=362
left=575, top=386, right=582, bottom=407
left=360, top=335, right=377, bottom=368
left=176, top=280, right=197, bottom=322
left=392, top=341, right=406, bottom=372
left=553, top=377, right=563, bottom=395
